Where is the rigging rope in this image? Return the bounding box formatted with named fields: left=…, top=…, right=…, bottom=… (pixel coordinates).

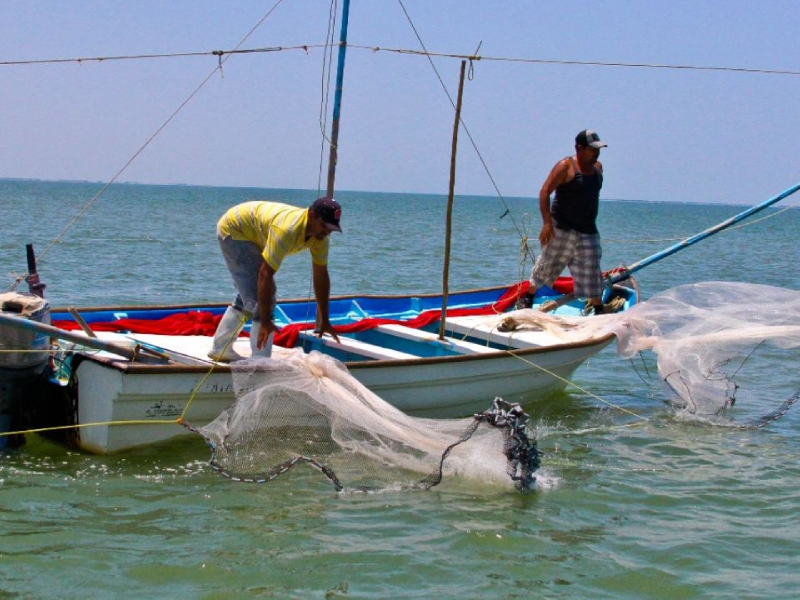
left=4, top=44, right=798, bottom=78
left=4, top=0, right=288, bottom=293
left=603, top=203, right=800, bottom=244
left=394, top=0, right=534, bottom=269
left=316, top=0, right=339, bottom=195
left=347, top=46, right=800, bottom=77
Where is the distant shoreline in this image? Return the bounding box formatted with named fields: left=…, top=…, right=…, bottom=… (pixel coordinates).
left=0, top=177, right=793, bottom=209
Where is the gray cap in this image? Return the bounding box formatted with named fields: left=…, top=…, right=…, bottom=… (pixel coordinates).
left=576, top=129, right=607, bottom=149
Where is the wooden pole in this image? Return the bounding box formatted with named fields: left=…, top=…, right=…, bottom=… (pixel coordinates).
left=439, top=60, right=467, bottom=340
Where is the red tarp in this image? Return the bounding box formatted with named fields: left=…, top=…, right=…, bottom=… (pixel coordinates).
left=53, top=278, right=575, bottom=348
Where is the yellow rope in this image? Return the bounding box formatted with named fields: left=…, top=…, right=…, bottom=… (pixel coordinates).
left=179, top=310, right=249, bottom=420
left=0, top=310, right=249, bottom=439
left=448, top=314, right=649, bottom=423
left=501, top=349, right=649, bottom=421
left=0, top=419, right=179, bottom=438
left=179, top=362, right=223, bottom=421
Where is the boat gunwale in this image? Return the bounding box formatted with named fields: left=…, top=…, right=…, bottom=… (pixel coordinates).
left=50, top=283, right=523, bottom=315
left=73, top=331, right=616, bottom=374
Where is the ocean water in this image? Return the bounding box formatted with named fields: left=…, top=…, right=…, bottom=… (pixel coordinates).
left=1, top=179, right=799, bottom=599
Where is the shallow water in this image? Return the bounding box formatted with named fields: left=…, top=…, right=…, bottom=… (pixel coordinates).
left=2, top=180, right=799, bottom=598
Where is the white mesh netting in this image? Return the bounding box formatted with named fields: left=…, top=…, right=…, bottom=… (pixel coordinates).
left=612, top=281, right=800, bottom=423
left=194, top=281, right=799, bottom=491
left=482, top=281, right=800, bottom=424
left=194, top=348, right=540, bottom=492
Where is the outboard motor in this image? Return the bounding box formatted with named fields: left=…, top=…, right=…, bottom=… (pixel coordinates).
left=0, top=292, right=52, bottom=448
left=0, top=246, right=52, bottom=449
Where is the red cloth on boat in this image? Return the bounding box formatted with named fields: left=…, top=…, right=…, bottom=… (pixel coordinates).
left=550, top=276, right=574, bottom=294
left=52, top=279, right=576, bottom=348
left=53, top=310, right=225, bottom=337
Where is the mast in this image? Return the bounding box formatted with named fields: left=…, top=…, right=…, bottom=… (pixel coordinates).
left=438, top=61, right=467, bottom=340
left=325, top=0, right=352, bottom=198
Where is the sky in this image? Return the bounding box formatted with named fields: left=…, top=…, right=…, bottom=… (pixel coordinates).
left=0, top=0, right=798, bottom=204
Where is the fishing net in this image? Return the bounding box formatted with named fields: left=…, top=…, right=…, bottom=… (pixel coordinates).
left=192, top=348, right=540, bottom=492
left=482, top=281, right=800, bottom=425
left=612, top=281, right=800, bottom=425
left=192, top=282, right=798, bottom=491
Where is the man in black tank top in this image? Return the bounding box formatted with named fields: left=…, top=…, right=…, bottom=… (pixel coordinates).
left=520, top=130, right=607, bottom=313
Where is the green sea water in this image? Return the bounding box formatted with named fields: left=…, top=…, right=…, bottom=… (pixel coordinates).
left=1, top=179, right=799, bottom=599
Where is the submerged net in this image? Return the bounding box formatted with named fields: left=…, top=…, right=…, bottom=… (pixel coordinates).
left=191, top=348, right=540, bottom=492
left=479, top=281, right=800, bottom=426
left=611, top=281, right=800, bottom=425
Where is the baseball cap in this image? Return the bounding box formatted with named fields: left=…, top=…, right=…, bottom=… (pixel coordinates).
left=576, top=129, right=607, bottom=149
left=311, top=196, right=343, bottom=232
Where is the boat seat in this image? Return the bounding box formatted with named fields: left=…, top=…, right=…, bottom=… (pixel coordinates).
left=298, top=330, right=417, bottom=361
left=444, top=316, right=557, bottom=349
left=374, top=324, right=496, bottom=354
left=126, top=333, right=233, bottom=365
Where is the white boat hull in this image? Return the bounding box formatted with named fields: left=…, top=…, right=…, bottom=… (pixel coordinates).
left=71, top=334, right=613, bottom=454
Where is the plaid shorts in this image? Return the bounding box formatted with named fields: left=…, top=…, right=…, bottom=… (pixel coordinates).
left=530, top=227, right=604, bottom=298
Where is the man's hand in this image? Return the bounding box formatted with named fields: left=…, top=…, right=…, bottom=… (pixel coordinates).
left=539, top=222, right=554, bottom=246
left=257, top=320, right=281, bottom=349
left=315, top=319, right=340, bottom=343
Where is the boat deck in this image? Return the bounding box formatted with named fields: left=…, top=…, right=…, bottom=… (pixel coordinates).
left=79, top=310, right=604, bottom=367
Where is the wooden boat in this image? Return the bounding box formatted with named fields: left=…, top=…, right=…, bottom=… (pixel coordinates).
left=20, top=279, right=635, bottom=454
left=3, top=0, right=796, bottom=456
left=0, top=1, right=642, bottom=454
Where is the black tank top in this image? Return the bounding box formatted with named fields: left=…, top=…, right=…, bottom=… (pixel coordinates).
left=551, top=157, right=602, bottom=234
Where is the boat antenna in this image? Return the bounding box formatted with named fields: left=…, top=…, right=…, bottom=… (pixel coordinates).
left=325, top=0, right=352, bottom=198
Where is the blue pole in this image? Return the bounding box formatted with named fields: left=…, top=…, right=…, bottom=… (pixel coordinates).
left=610, top=182, right=800, bottom=284
left=325, top=0, right=351, bottom=198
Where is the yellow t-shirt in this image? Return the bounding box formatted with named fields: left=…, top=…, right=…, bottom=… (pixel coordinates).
left=217, top=201, right=329, bottom=271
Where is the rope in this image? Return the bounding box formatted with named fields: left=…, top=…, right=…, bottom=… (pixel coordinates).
left=447, top=314, right=651, bottom=424
left=515, top=212, right=536, bottom=290
left=603, top=204, right=800, bottom=244
left=316, top=0, right=339, bottom=194
left=502, top=349, right=650, bottom=421
left=347, top=45, right=800, bottom=77
left=4, top=0, right=288, bottom=292
left=0, top=308, right=249, bottom=439
left=0, top=419, right=179, bottom=438
left=395, top=0, right=535, bottom=266
left=179, top=310, right=252, bottom=420
left=4, top=44, right=798, bottom=78
left=0, top=46, right=311, bottom=67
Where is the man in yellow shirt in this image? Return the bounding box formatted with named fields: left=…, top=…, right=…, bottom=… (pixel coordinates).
left=209, top=197, right=342, bottom=361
